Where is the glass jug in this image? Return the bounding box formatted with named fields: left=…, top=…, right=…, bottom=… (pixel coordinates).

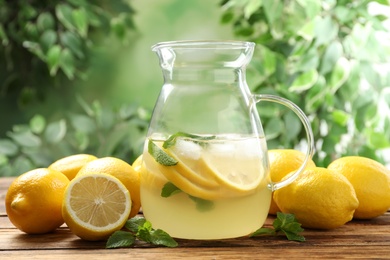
left=141, top=40, right=314, bottom=240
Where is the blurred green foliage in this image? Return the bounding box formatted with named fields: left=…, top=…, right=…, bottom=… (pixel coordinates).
left=0, top=97, right=150, bottom=176
left=220, top=0, right=390, bottom=166
left=0, top=0, right=135, bottom=105
left=1, top=0, right=389, bottom=176
left=0, top=0, right=146, bottom=176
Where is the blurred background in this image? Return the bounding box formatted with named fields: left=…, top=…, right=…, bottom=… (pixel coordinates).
left=1, top=0, right=389, bottom=176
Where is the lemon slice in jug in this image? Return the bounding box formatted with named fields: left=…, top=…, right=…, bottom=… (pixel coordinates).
left=200, top=145, right=264, bottom=195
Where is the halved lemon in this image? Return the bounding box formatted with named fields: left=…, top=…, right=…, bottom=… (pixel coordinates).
left=62, top=173, right=131, bottom=241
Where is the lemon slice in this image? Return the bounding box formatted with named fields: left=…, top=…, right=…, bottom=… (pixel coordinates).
left=148, top=139, right=220, bottom=190
left=62, top=173, right=131, bottom=241
left=163, top=149, right=220, bottom=189
left=143, top=149, right=221, bottom=200
left=200, top=152, right=263, bottom=194
left=157, top=161, right=222, bottom=200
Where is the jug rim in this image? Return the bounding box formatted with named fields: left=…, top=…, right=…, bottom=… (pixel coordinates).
left=151, top=40, right=255, bottom=51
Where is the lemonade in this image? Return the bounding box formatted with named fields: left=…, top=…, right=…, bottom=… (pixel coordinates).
left=141, top=133, right=272, bottom=239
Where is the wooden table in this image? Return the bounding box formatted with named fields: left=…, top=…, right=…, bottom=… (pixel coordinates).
left=1, top=176, right=390, bottom=259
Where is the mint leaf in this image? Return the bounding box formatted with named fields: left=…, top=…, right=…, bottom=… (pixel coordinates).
left=137, top=222, right=153, bottom=243
left=149, top=229, right=179, bottom=248
left=189, top=195, right=215, bottom=212
left=106, top=230, right=136, bottom=249
left=161, top=182, right=214, bottom=212
left=250, top=227, right=275, bottom=237
left=161, top=182, right=182, bottom=197
left=106, top=217, right=178, bottom=249
left=125, top=216, right=147, bottom=232
left=163, top=132, right=216, bottom=149
left=283, top=231, right=305, bottom=242
left=251, top=212, right=305, bottom=242
left=136, top=219, right=178, bottom=247
left=273, top=212, right=299, bottom=230
left=148, top=140, right=178, bottom=166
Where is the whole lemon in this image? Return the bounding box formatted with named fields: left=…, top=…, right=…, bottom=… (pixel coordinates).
left=48, top=154, right=98, bottom=180
left=5, top=168, right=70, bottom=234
left=268, top=149, right=316, bottom=215
left=328, top=156, right=390, bottom=219
left=274, top=167, right=359, bottom=229
left=132, top=154, right=143, bottom=169
left=132, top=154, right=147, bottom=175
left=77, top=157, right=141, bottom=218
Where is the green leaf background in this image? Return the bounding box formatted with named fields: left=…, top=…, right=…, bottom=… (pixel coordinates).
left=222, top=0, right=390, bottom=167
left=0, top=0, right=389, bottom=176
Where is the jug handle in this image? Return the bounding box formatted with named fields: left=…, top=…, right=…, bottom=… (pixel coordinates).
left=254, top=94, right=315, bottom=191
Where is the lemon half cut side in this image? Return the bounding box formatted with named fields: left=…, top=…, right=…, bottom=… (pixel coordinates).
left=62, top=173, right=131, bottom=241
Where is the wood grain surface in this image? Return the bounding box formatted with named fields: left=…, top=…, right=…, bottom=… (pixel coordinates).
left=1, top=177, right=390, bottom=259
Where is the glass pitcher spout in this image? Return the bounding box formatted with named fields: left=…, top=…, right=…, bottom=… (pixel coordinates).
left=151, top=40, right=255, bottom=84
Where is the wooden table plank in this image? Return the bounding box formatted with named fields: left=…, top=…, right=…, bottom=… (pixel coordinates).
left=2, top=215, right=390, bottom=249
left=2, top=177, right=390, bottom=258
left=0, top=177, right=13, bottom=215
left=1, top=246, right=389, bottom=260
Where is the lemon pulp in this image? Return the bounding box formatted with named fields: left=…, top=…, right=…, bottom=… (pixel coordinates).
left=63, top=173, right=131, bottom=241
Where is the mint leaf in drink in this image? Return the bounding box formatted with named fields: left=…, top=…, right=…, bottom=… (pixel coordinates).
left=106, top=230, right=136, bottom=249
left=161, top=182, right=214, bottom=212
left=161, top=182, right=182, bottom=197
left=189, top=195, right=215, bottom=212
left=148, top=140, right=178, bottom=166
left=106, top=216, right=178, bottom=249
left=251, top=212, right=305, bottom=242
left=163, top=132, right=216, bottom=149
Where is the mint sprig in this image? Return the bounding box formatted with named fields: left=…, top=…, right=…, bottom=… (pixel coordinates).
left=251, top=212, right=305, bottom=242
left=148, top=140, right=178, bottom=166
left=188, top=195, right=215, bottom=212
left=106, top=216, right=178, bottom=249
left=148, top=132, right=215, bottom=166
left=161, top=182, right=214, bottom=212
left=161, top=182, right=182, bottom=197
left=163, top=132, right=216, bottom=149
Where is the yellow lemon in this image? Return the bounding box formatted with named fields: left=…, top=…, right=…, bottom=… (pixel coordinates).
left=328, top=156, right=390, bottom=219
left=77, top=157, right=141, bottom=218
left=62, top=173, right=131, bottom=241
left=48, top=154, right=98, bottom=180
left=274, top=167, right=359, bottom=229
left=5, top=168, right=69, bottom=234
left=268, top=149, right=316, bottom=215
left=133, top=154, right=151, bottom=178
left=132, top=154, right=143, bottom=170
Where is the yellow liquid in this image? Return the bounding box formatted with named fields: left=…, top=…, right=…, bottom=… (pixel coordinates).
left=140, top=135, right=272, bottom=240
